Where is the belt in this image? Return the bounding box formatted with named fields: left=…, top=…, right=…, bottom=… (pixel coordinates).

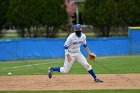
left=68, top=50, right=78, bottom=53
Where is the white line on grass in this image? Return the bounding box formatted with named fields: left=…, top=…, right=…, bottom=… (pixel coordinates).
left=96, top=55, right=137, bottom=59
left=1, top=61, right=59, bottom=70
left=1, top=59, right=64, bottom=63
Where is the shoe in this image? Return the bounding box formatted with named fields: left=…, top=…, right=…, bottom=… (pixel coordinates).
left=95, top=78, right=103, bottom=82
left=48, top=67, right=53, bottom=79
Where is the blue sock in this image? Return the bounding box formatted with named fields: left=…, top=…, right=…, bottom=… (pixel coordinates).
left=51, top=67, right=60, bottom=72
left=88, top=69, right=97, bottom=79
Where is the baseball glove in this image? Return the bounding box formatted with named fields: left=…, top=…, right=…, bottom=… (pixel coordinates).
left=88, top=53, right=96, bottom=61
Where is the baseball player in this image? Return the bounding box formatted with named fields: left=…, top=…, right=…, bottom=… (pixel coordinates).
left=48, top=24, right=103, bottom=82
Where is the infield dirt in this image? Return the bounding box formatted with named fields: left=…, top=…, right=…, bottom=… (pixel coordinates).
left=0, top=74, right=140, bottom=90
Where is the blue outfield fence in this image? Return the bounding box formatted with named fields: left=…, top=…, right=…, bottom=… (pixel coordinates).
left=0, top=28, right=140, bottom=60
left=0, top=38, right=66, bottom=60
left=129, top=27, right=140, bottom=54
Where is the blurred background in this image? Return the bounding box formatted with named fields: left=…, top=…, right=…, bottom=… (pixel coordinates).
left=0, top=0, right=140, bottom=39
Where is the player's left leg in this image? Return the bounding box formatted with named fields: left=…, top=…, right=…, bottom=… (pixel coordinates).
left=76, top=52, right=97, bottom=79
left=76, top=52, right=103, bottom=82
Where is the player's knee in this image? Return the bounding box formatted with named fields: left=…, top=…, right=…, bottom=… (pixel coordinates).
left=84, top=65, right=92, bottom=71
left=60, top=67, right=69, bottom=73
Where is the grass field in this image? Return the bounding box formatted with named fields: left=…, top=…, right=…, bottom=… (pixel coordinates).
left=0, top=55, right=140, bottom=93
left=0, top=55, right=140, bottom=76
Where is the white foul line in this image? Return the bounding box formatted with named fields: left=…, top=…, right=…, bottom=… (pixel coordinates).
left=1, top=61, right=59, bottom=70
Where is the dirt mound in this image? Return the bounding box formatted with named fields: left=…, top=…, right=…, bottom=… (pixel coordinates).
left=0, top=74, right=140, bottom=90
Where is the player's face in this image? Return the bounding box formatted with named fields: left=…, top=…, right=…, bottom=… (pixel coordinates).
left=75, top=28, right=81, bottom=31
left=75, top=29, right=81, bottom=37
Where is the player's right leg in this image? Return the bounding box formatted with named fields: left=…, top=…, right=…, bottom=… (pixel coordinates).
left=48, top=55, right=75, bottom=79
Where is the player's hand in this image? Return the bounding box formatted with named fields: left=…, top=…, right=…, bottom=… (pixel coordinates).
left=66, top=54, right=71, bottom=62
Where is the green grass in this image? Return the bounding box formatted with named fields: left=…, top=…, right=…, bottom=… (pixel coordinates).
left=2, top=31, right=95, bottom=39
left=2, top=35, right=19, bottom=39
left=0, top=55, right=140, bottom=76
left=57, top=32, right=95, bottom=38
left=0, top=89, right=140, bottom=93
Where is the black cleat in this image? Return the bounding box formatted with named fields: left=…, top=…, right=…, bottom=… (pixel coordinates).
left=48, top=67, right=53, bottom=79
left=95, top=78, right=103, bottom=82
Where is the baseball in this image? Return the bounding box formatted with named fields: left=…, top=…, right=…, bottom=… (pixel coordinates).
left=8, top=72, right=12, bottom=76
